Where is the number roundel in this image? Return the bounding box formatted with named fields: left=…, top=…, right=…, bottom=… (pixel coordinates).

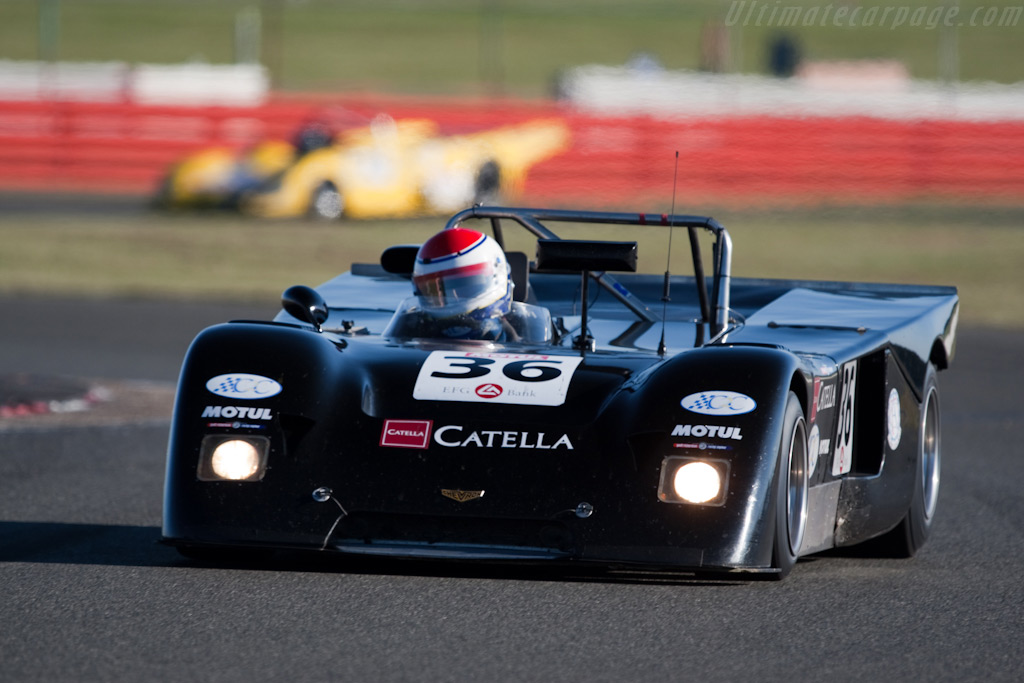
left=831, top=360, right=857, bottom=476
left=413, top=351, right=584, bottom=406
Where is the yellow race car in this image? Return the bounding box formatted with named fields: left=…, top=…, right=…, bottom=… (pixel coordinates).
left=242, top=115, right=569, bottom=220
left=156, top=115, right=569, bottom=220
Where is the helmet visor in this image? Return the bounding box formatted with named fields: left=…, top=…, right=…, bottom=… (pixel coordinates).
left=412, top=262, right=495, bottom=308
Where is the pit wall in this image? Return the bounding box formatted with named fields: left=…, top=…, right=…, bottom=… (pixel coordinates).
left=1, top=94, right=1021, bottom=206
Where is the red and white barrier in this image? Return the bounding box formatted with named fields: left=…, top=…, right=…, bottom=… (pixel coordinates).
left=1, top=94, right=1021, bottom=205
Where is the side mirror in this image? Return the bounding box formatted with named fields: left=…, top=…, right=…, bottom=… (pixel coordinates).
left=380, top=244, right=420, bottom=277
left=282, top=285, right=328, bottom=332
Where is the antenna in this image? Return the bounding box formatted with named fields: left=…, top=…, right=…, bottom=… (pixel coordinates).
left=657, top=152, right=679, bottom=356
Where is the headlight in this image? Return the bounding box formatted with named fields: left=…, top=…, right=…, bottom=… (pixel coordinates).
left=674, top=462, right=721, bottom=503
left=658, top=456, right=729, bottom=506
left=197, top=435, right=270, bottom=482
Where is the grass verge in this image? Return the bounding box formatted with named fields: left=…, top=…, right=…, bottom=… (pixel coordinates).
left=1, top=202, right=1020, bottom=328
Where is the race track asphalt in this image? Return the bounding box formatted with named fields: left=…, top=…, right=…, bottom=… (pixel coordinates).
left=0, top=295, right=1022, bottom=682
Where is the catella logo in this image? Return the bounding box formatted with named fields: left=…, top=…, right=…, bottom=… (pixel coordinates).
left=434, top=425, right=573, bottom=449
left=379, top=419, right=433, bottom=449
left=812, top=377, right=837, bottom=422
left=819, top=383, right=836, bottom=410
left=441, top=489, right=485, bottom=502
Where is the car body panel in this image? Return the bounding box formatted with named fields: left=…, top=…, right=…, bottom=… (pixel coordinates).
left=243, top=117, right=569, bottom=219
left=162, top=207, right=958, bottom=576
left=157, top=140, right=296, bottom=209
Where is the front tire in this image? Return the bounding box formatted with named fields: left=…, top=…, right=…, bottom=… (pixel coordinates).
left=770, top=391, right=809, bottom=579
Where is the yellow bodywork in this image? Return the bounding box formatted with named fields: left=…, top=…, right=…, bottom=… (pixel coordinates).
left=240, top=116, right=570, bottom=219
left=162, top=140, right=296, bottom=207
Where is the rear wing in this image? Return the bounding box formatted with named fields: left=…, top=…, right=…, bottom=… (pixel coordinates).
left=444, top=206, right=733, bottom=338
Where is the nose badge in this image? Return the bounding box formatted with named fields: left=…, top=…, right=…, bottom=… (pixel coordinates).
left=441, top=489, right=485, bottom=502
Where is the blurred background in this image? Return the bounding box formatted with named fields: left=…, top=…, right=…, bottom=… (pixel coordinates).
left=0, top=0, right=1021, bottom=326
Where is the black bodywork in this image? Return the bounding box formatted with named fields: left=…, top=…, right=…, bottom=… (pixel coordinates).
left=162, top=206, right=958, bottom=577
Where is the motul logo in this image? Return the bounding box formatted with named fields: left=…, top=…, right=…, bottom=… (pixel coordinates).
left=202, top=406, right=273, bottom=420
left=671, top=424, right=743, bottom=440
left=380, top=419, right=433, bottom=449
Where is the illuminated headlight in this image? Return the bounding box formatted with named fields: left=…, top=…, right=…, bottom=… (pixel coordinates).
left=197, top=435, right=270, bottom=482
left=658, top=457, right=729, bottom=506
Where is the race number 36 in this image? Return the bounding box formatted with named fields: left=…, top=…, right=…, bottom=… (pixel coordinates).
left=831, top=360, right=858, bottom=475
left=413, top=351, right=583, bottom=406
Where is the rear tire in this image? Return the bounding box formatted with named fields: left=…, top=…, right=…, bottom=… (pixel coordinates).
left=309, top=181, right=344, bottom=220
left=770, top=391, right=809, bottom=580
left=872, top=365, right=941, bottom=557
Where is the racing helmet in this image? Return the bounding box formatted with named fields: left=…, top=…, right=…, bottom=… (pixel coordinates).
left=412, top=227, right=512, bottom=323
left=293, top=121, right=333, bottom=155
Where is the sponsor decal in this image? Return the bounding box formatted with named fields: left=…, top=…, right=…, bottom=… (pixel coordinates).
left=413, top=351, right=583, bottom=406
left=807, top=424, right=820, bottom=474
left=475, top=383, right=503, bottom=399
left=811, top=378, right=838, bottom=424
left=671, top=424, right=743, bottom=440
left=887, top=388, right=902, bottom=451
left=818, top=381, right=837, bottom=411
left=380, top=419, right=433, bottom=449
left=206, top=373, right=282, bottom=400
left=831, top=360, right=857, bottom=475
left=202, top=406, right=273, bottom=420
left=812, top=379, right=820, bottom=422
left=673, top=442, right=732, bottom=451
left=441, top=489, right=485, bottom=502
left=206, top=422, right=267, bottom=430
left=433, top=424, right=573, bottom=449
left=681, top=391, right=756, bottom=416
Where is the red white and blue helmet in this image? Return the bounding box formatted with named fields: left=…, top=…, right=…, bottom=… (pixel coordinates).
left=412, top=227, right=512, bottom=320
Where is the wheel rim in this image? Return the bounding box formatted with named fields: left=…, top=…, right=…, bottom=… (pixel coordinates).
left=786, top=418, right=809, bottom=556
left=921, top=386, right=941, bottom=522
left=313, top=186, right=343, bottom=220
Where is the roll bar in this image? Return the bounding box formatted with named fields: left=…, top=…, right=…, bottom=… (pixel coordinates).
left=444, top=206, right=732, bottom=338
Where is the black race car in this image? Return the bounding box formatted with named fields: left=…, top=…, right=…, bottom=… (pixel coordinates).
left=162, top=206, right=958, bottom=579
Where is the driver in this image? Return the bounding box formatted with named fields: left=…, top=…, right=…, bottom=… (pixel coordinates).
left=384, top=227, right=552, bottom=342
